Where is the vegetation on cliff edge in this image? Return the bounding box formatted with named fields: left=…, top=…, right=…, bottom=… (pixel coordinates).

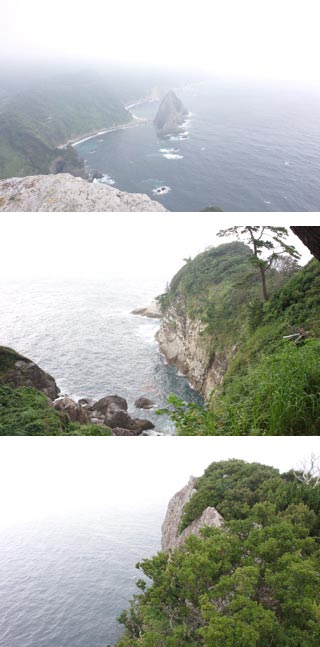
left=114, top=459, right=320, bottom=647
left=158, top=242, right=320, bottom=435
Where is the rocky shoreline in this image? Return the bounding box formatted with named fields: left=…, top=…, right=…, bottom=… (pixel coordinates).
left=52, top=394, right=158, bottom=436
left=0, top=346, right=160, bottom=436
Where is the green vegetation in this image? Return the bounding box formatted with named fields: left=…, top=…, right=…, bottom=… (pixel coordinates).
left=0, top=73, right=131, bottom=179
left=158, top=243, right=320, bottom=435
left=0, top=384, right=111, bottom=435
left=217, top=226, right=300, bottom=301
left=115, top=460, right=320, bottom=647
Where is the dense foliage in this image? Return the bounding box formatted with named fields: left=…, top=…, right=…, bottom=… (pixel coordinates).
left=114, top=460, right=320, bottom=647
left=0, top=73, right=131, bottom=178
left=159, top=247, right=320, bottom=435
left=0, top=384, right=111, bottom=435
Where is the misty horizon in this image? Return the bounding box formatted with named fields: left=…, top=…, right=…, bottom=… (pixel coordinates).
left=2, top=0, right=320, bottom=84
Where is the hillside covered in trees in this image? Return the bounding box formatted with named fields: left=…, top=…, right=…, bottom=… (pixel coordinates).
left=0, top=72, right=132, bottom=179
left=114, top=459, right=320, bottom=647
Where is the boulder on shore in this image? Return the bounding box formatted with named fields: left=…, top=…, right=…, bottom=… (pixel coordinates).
left=134, top=397, right=156, bottom=409
left=52, top=396, right=89, bottom=423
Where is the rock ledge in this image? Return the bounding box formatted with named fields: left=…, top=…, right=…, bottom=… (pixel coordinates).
left=0, top=173, right=167, bottom=212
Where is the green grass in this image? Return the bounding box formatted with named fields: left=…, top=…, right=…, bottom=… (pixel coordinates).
left=0, top=384, right=111, bottom=435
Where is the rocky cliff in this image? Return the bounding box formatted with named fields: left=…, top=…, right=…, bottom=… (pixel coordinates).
left=157, top=300, right=231, bottom=399
left=0, top=174, right=167, bottom=212
left=155, top=243, right=260, bottom=400
left=161, top=476, right=223, bottom=551
left=154, top=90, right=188, bottom=136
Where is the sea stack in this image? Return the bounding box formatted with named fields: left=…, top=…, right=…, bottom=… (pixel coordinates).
left=154, top=90, right=188, bottom=136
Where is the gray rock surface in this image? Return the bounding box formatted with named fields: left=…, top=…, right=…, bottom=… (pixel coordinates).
left=157, top=301, right=230, bottom=399
left=161, top=476, right=223, bottom=551
left=154, top=90, right=188, bottom=136
left=0, top=174, right=167, bottom=212
left=131, top=301, right=162, bottom=318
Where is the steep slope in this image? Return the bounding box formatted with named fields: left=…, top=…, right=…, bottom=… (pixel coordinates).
left=115, top=459, right=320, bottom=647
left=161, top=476, right=223, bottom=550
left=157, top=244, right=320, bottom=434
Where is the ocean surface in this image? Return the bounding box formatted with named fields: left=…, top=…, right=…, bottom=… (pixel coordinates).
left=75, top=78, right=320, bottom=212
left=0, top=278, right=202, bottom=432
left=0, top=505, right=164, bottom=647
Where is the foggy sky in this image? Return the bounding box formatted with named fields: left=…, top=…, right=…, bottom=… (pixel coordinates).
left=1, top=436, right=319, bottom=528
left=0, top=214, right=313, bottom=282
left=2, top=0, right=320, bottom=83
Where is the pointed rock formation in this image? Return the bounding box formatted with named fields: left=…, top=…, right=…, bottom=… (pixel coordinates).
left=154, top=90, right=188, bottom=136
left=161, top=476, right=223, bottom=551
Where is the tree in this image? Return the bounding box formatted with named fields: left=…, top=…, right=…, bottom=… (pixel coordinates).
left=217, top=226, right=300, bottom=301
left=294, top=453, right=320, bottom=488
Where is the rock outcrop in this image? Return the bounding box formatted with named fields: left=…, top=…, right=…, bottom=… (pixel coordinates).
left=87, top=395, right=155, bottom=433
left=161, top=476, right=223, bottom=551
left=52, top=396, right=89, bottom=423
left=134, top=397, right=155, bottom=409
left=0, top=174, right=167, bottom=212
left=157, top=301, right=230, bottom=399
left=0, top=346, right=59, bottom=401
left=131, top=301, right=162, bottom=318
left=154, top=90, right=188, bottom=136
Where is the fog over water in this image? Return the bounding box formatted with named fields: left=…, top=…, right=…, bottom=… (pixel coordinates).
left=2, top=1, right=320, bottom=84
left=1, top=438, right=320, bottom=646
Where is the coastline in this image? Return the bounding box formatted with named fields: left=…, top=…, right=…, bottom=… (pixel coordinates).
left=57, top=116, right=147, bottom=150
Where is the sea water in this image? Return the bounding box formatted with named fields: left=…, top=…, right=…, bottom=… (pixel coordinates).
left=0, top=506, right=164, bottom=647
left=75, top=78, right=320, bottom=212
left=0, top=278, right=203, bottom=432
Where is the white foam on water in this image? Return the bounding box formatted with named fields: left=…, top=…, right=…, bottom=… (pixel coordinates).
left=95, top=174, right=116, bottom=186
left=159, top=148, right=180, bottom=154
left=163, top=153, right=183, bottom=160
left=169, top=131, right=189, bottom=141
left=152, top=186, right=171, bottom=195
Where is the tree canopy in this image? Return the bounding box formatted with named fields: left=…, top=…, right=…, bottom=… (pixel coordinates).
left=114, top=460, right=320, bottom=647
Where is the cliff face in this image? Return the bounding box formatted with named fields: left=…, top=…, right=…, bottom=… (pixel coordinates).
left=0, top=174, right=167, bottom=212
left=157, top=300, right=230, bottom=399
left=154, top=90, right=188, bottom=136
left=161, top=476, right=223, bottom=551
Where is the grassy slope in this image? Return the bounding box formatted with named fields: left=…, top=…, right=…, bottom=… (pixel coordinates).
left=159, top=244, right=320, bottom=435
left=0, top=383, right=112, bottom=435
left=0, top=74, right=131, bottom=179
